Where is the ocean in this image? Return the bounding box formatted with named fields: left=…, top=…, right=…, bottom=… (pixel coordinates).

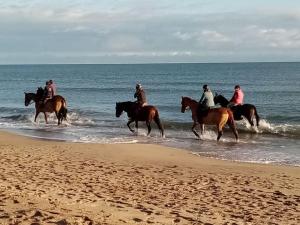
left=0, top=63, right=299, bottom=166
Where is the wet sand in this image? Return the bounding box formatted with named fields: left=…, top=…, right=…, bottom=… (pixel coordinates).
left=0, top=131, right=299, bottom=225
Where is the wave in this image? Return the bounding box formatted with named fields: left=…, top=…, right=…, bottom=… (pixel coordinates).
left=0, top=110, right=97, bottom=129
left=1, top=107, right=300, bottom=139
left=66, top=112, right=95, bottom=126
left=161, top=119, right=300, bottom=139
left=1, top=114, right=31, bottom=121
left=0, top=107, right=32, bottom=114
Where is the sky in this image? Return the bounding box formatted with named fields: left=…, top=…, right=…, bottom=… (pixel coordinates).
left=0, top=0, right=300, bottom=64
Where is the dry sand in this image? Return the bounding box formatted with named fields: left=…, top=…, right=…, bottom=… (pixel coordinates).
left=0, top=131, right=299, bottom=225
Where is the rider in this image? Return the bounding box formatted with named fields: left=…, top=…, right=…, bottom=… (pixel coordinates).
left=134, top=83, right=147, bottom=107
left=198, top=84, right=215, bottom=121
left=134, top=83, right=147, bottom=116
left=49, top=80, right=56, bottom=96
left=43, top=81, right=53, bottom=104
left=199, top=84, right=215, bottom=108
left=228, top=85, right=244, bottom=107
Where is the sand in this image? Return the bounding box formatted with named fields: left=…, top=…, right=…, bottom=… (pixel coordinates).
left=0, top=131, right=299, bottom=225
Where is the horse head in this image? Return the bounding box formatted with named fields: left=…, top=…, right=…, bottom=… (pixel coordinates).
left=24, top=92, right=34, bottom=106
left=214, top=94, right=228, bottom=107
left=181, top=96, right=191, bottom=113
left=115, top=102, right=124, bottom=117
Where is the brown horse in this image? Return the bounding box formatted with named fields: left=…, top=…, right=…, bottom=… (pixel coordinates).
left=214, top=94, right=260, bottom=127
left=115, top=101, right=164, bottom=137
left=181, top=96, right=238, bottom=141
left=24, top=87, right=67, bottom=125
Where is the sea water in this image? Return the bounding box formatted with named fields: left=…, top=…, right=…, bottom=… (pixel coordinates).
left=0, top=63, right=299, bottom=166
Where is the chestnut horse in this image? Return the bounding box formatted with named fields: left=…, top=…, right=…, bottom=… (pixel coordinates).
left=181, top=96, right=238, bottom=141
left=115, top=101, right=164, bottom=137
left=24, top=87, right=67, bottom=125
left=214, top=94, right=260, bottom=127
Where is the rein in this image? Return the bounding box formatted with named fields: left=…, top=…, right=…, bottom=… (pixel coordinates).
left=28, top=100, right=35, bottom=105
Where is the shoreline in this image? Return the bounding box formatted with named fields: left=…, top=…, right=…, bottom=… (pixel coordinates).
left=0, top=130, right=299, bottom=224
left=5, top=128, right=300, bottom=168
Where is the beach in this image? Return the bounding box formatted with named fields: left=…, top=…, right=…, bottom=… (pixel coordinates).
left=0, top=131, right=299, bottom=225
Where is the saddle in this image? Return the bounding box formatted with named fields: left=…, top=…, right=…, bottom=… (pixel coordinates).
left=131, top=102, right=143, bottom=117
left=197, top=103, right=210, bottom=122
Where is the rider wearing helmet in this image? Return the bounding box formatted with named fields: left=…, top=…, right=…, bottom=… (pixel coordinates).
left=134, top=83, right=147, bottom=107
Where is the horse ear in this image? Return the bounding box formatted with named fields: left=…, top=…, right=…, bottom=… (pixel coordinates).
left=215, top=92, right=218, bottom=96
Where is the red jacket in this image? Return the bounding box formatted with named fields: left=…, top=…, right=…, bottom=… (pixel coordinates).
left=230, top=89, right=244, bottom=105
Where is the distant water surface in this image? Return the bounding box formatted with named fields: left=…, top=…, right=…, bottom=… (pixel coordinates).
left=0, top=63, right=299, bottom=166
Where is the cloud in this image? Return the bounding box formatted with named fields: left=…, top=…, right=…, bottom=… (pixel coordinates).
left=258, top=28, right=300, bottom=48
left=173, top=31, right=193, bottom=41
left=0, top=1, right=300, bottom=63
left=200, top=30, right=230, bottom=43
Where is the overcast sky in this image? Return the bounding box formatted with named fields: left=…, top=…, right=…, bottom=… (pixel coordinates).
left=0, top=0, right=300, bottom=64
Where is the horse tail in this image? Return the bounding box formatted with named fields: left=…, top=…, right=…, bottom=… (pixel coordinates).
left=154, top=110, right=164, bottom=137
left=226, top=109, right=239, bottom=141
left=254, top=107, right=260, bottom=127
left=226, top=109, right=235, bottom=125
left=58, top=98, right=68, bottom=121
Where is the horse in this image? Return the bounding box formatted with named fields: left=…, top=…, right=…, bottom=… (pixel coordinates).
left=214, top=94, right=260, bottom=127
left=24, top=87, right=68, bottom=125
left=115, top=101, right=164, bottom=137
left=181, top=96, right=238, bottom=141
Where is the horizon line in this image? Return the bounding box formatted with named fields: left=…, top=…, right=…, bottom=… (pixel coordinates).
left=0, top=61, right=300, bottom=66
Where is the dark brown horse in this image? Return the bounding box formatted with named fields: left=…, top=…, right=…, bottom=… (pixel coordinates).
left=115, top=101, right=164, bottom=137
left=24, top=87, right=67, bottom=125
left=214, top=94, right=260, bottom=127
left=181, top=96, right=238, bottom=141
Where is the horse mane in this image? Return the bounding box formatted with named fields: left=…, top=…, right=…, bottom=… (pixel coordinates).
left=117, top=101, right=135, bottom=106
left=215, top=94, right=229, bottom=105
left=218, top=94, right=228, bottom=101
left=182, top=96, right=198, bottom=104
left=36, top=87, right=44, bottom=100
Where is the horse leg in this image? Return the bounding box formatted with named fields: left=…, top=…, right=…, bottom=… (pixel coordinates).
left=127, top=119, right=135, bottom=133
left=192, top=122, right=200, bottom=138
left=255, top=108, right=260, bottom=127
left=200, top=124, right=205, bottom=135
left=133, top=120, right=138, bottom=134
left=154, top=112, right=164, bottom=137
left=44, top=112, right=48, bottom=124
left=55, top=111, right=61, bottom=125
left=228, top=121, right=239, bottom=142
left=34, top=111, right=40, bottom=122
left=146, top=121, right=151, bottom=136
left=247, top=110, right=255, bottom=126
left=217, top=126, right=223, bottom=141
